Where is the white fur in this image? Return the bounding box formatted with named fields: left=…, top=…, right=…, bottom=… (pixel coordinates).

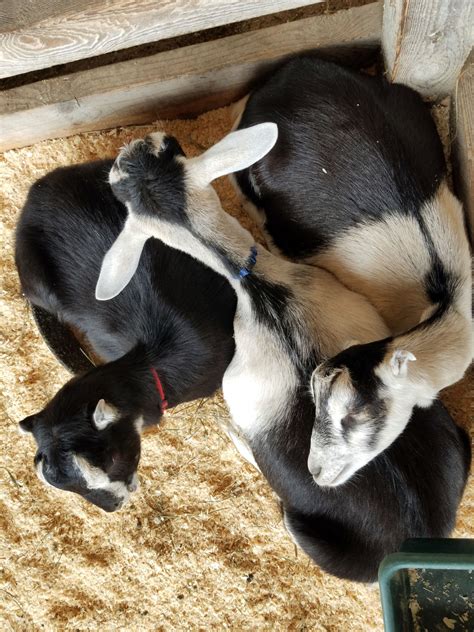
left=36, top=460, right=54, bottom=489
left=108, top=165, right=127, bottom=185
left=311, top=213, right=433, bottom=333
left=223, top=314, right=299, bottom=441
left=134, top=416, right=145, bottom=434
left=73, top=455, right=130, bottom=503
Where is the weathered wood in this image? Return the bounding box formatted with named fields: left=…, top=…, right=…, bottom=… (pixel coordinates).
left=382, top=0, right=473, bottom=99
left=452, top=54, right=474, bottom=243
left=0, top=3, right=382, bottom=152
left=0, top=0, right=98, bottom=33
left=0, top=0, right=322, bottom=78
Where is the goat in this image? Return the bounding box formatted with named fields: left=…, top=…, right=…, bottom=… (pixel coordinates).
left=232, top=56, right=473, bottom=485
left=94, top=127, right=471, bottom=581
left=15, top=159, right=236, bottom=512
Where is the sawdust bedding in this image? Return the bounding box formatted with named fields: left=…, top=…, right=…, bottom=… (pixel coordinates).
left=0, top=104, right=472, bottom=631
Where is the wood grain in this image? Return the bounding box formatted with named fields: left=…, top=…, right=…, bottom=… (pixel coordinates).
left=452, top=54, right=474, bottom=243
left=382, top=0, right=473, bottom=99
left=0, top=0, right=322, bottom=78
left=0, top=3, right=382, bottom=151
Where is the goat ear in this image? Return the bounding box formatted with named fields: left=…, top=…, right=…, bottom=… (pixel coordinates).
left=389, top=350, right=416, bottom=377
left=95, top=218, right=149, bottom=301
left=188, top=123, right=278, bottom=184
left=93, top=399, right=118, bottom=431
left=310, top=364, right=342, bottom=402
left=19, top=413, right=40, bottom=434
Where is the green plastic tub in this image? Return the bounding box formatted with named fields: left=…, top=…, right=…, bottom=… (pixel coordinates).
left=379, top=539, right=474, bottom=631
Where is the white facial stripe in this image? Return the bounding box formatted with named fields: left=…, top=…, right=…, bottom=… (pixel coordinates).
left=73, top=455, right=129, bottom=503
left=35, top=460, right=55, bottom=489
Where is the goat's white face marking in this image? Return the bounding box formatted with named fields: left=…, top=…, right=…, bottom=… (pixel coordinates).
left=73, top=455, right=130, bottom=504
left=35, top=459, right=55, bottom=489
left=309, top=349, right=422, bottom=486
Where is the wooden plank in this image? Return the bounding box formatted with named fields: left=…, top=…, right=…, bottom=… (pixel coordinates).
left=452, top=54, right=474, bottom=243
left=0, top=3, right=382, bottom=152
left=0, top=0, right=322, bottom=78
left=382, top=0, right=473, bottom=99
left=0, top=0, right=98, bottom=33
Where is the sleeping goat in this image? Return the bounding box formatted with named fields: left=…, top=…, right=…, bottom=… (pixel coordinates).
left=94, top=127, right=471, bottom=581
left=232, top=56, right=473, bottom=485
left=15, top=159, right=236, bottom=512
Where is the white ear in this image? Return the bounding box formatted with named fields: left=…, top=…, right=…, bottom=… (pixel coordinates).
left=389, top=350, right=416, bottom=377
left=93, top=399, right=118, bottom=431
left=188, top=122, right=278, bottom=184
left=95, top=218, right=149, bottom=301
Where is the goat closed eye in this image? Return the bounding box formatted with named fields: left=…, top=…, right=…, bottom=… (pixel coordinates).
left=341, top=414, right=357, bottom=429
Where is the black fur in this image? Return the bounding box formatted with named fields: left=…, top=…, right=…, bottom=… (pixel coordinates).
left=112, top=135, right=189, bottom=225
left=15, top=160, right=236, bottom=510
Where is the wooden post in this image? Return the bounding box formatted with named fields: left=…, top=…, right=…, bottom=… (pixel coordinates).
left=452, top=53, right=474, bottom=243
left=382, top=0, right=473, bottom=99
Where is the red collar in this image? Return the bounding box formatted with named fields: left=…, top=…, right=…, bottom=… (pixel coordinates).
left=150, top=367, right=168, bottom=413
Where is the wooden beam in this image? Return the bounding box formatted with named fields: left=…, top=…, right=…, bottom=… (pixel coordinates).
left=452, top=54, right=474, bottom=244
left=382, top=0, right=473, bottom=99
left=0, top=3, right=382, bottom=152
left=0, top=0, right=321, bottom=78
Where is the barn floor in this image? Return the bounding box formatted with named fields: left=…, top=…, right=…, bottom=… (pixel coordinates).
left=0, top=105, right=472, bottom=631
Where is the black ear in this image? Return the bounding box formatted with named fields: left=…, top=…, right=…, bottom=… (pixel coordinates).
left=19, top=414, right=40, bottom=434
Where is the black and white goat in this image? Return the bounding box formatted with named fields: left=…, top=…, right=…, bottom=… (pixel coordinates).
left=94, top=127, right=470, bottom=581
left=15, top=159, right=236, bottom=512
left=232, top=57, right=473, bottom=485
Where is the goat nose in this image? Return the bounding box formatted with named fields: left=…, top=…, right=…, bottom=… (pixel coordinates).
left=310, top=466, right=322, bottom=479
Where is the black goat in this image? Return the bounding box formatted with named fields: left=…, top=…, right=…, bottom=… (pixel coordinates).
left=15, top=159, right=236, bottom=512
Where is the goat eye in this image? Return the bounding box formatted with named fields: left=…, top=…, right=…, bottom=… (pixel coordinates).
left=341, top=414, right=357, bottom=428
